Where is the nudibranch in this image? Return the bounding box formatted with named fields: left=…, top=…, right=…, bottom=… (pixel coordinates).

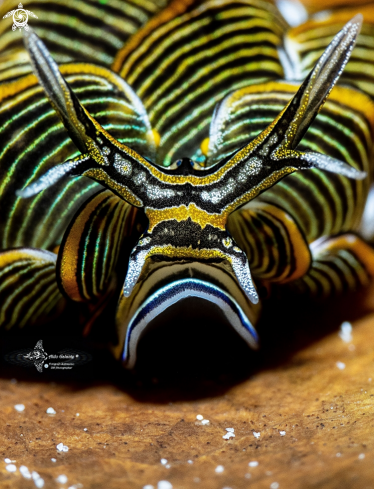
left=1, top=0, right=374, bottom=370
left=9, top=15, right=365, bottom=368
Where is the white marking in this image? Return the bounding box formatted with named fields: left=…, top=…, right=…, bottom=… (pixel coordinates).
left=339, top=322, right=352, bottom=343
left=19, top=466, right=31, bottom=479
left=56, top=443, right=69, bottom=452
left=276, top=0, right=307, bottom=26
left=157, top=482, right=172, bottom=489
left=223, top=432, right=235, bottom=439
left=56, top=475, right=68, bottom=483
left=14, top=404, right=25, bottom=412
left=114, top=153, right=132, bottom=176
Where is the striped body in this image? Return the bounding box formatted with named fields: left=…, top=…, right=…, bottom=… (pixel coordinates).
left=1, top=0, right=374, bottom=367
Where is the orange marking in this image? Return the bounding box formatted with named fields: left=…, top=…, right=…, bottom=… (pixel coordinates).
left=312, top=234, right=374, bottom=276
left=59, top=191, right=110, bottom=301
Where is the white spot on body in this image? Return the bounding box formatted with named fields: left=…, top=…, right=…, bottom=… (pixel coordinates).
left=160, top=458, right=167, bottom=465
left=14, top=404, right=25, bottom=412
left=253, top=432, right=261, bottom=439
left=46, top=407, right=56, bottom=415
left=147, top=184, right=175, bottom=199
left=6, top=464, right=16, bottom=472
left=201, top=419, right=210, bottom=425
left=114, top=153, right=132, bottom=176
left=215, top=465, right=224, bottom=473
left=237, top=157, right=262, bottom=182
left=222, top=237, right=231, bottom=248
left=358, top=453, right=365, bottom=460
left=270, top=483, right=279, bottom=489
left=336, top=361, right=346, bottom=370
left=201, top=178, right=236, bottom=204
left=51, top=458, right=56, bottom=462
left=248, top=461, right=258, bottom=467
left=279, top=431, right=286, bottom=436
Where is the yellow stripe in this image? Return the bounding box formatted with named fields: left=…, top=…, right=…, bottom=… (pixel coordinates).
left=146, top=203, right=226, bottom=232
left=0, top=63, right=134, bottom=103
left=146, top=245, right=231, bottom=262
left=0, top=249, right=55, bottom=267
left=287, top=7, right=374, bottom=39
left=112, top=0, right=196, bottom=74
left=82, top=168, right=142, bottom=207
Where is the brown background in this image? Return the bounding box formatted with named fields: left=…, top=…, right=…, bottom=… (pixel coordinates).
left=1, top=284, right=374, bottom=489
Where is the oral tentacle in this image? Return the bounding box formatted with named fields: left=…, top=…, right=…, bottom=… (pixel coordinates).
left=207, top=16, right=363, bottom=215
left=16, top=155, right=91, bottom=198
left=22, top=29, right=159, bottom=208
left=296, top=152, right=367, bottom=180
